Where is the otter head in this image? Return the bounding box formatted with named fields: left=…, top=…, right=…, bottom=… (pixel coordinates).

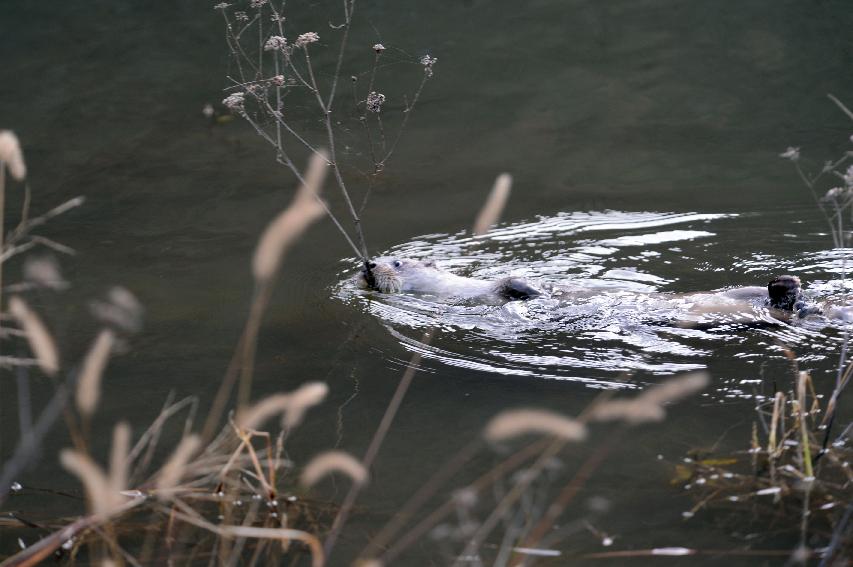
left=355, top=258, right=436, bottom=294
left=768, top=275, right=802, bottom=310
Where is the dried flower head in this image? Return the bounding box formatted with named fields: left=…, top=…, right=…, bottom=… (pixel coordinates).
left=223, top=92, right=245, bottom=111
left=295, top=32, right=319, bottom=47
left=249, top=0, right=267, bottom=7
left=366, top=91, right=386, bottom=113
left=234, top=10, right=249, bottom=21
left=0, top=130, right=27, bottom=181
left=779, top=146, right=800, bottom=161
left=271, top=75, right=285, bottom=86
left=420, top=54, right=437, bottom=77
left=373, top=43, right=385, bottom=53
left=264, top=35, right=287, bottom=51
left=213, top=2, right=229, bottom=9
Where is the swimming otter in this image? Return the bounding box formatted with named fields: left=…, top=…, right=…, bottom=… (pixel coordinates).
left=356, top=258, right=542, bottom=301
left=356, top=260, right=820, bottom=318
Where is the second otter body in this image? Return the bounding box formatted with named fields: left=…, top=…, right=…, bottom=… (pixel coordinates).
left=356, top=258, right=542, bottom=302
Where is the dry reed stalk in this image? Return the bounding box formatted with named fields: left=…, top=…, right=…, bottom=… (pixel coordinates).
left=301, top=450, right=367, bottom=487
left=8, top=295, right=58, bottom=376
left=156, top=434, right=201, bottom=498
left=252, top=151, right=328, bottom=284
left=76, top=329, right=115, bottom=418
left=797, top=372, right=814, bottom=478
left=109, top=422, right=130, bottom=500
left=473, top=173, right=512, bottom=236
left=483, top=409, right=587, bottom=443
left=0, top=130, right=27, bottom=181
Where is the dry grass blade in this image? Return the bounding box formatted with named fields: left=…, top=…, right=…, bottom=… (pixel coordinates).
left=0, top=130, right=26, bottom=181
left=252, top=151, right=329, bottom=283
left=76, top=329, right=115, bottom=418
left=8, top=296, right=58, bottom=376
left=483, top=409, right=587, bottom=443
left=156, top=434, right=201, bottom=498
left=301, top=450, right=368, bottom=487
left=473, top=173, right=512, bottom=236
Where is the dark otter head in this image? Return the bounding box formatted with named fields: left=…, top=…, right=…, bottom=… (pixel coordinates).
left=767, top=275, right=802, bottom=310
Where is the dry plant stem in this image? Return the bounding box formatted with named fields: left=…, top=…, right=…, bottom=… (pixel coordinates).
left=323, top=329, right=433, bottom=558
left=377, top=438, right=552, bottom=565
left=166, top=503, right=324, bottom=567
left=0, top=497, right=144, bottom=567
left=381, top=72, right=429, bottom=166
left=518, top=429, right=625, bottom=561
left=0, top=379, right=69, bottom=504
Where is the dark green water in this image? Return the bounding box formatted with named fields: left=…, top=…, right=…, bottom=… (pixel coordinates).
left=2, top=0, right=853, bottom=564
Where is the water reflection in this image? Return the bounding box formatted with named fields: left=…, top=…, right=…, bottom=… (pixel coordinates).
left=336, top=210, right=853, bottom=395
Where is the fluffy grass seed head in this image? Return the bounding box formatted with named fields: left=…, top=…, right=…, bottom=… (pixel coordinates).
left=252, top=151, right=328, bottom=283
left=301, top=450, right=368, bottom=488
left=484, top=409, right=587, bottom=443
left=473, top=173, right=512, bottom=236
left=238, top=381, right=329, bottom=430
left=76, top=329, right=116, bottom=418
left=9, top=296, right=59, bottom=376
left=0, top=130, right=27, bottom=180
left=156, top=434, right=202, bottom=499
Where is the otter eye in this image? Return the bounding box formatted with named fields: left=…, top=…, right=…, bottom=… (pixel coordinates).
left=393, top=260, right=402, bottom=268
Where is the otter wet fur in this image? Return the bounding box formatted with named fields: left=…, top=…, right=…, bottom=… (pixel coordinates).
left=356, top=258, right=542, bottom=302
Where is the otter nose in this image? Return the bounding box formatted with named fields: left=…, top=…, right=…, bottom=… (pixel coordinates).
left=368, top=262, right=376, bottom=269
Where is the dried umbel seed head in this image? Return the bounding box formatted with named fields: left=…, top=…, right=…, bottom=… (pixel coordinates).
left=295, top=32, right=319, bottom=47
left=373, top=43, right=385, bottom=53
left=234, top=10, right=249, bottom=21
left=249, top=0, right=267, bottom=7
left=366, top=91, right=385, bottom=113
left=223, top=92, right=245, bottom=110
left=264, top=35, right=286, bottom=51
left=271, top=75, right=285, bottom=86
left=779, top=146, right=800, bottom=161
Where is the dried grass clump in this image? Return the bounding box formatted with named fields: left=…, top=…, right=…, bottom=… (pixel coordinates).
left=484, top=409, right=587, bottom=443
left=8, top=295, right=59, bottom=376
left=675, top=370, right=853, bottom=561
